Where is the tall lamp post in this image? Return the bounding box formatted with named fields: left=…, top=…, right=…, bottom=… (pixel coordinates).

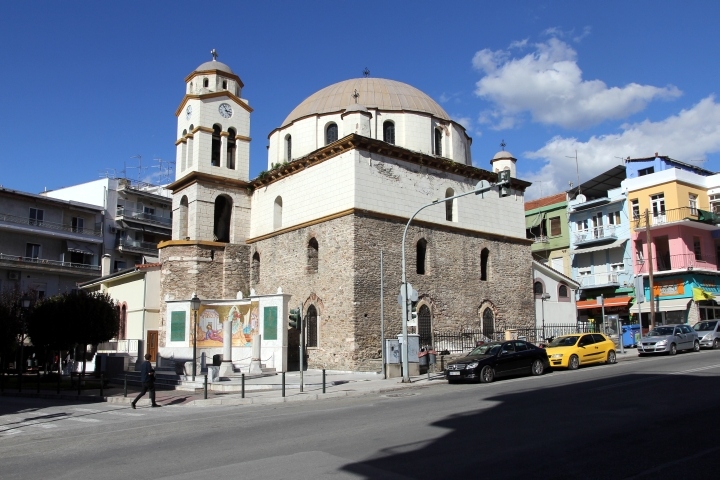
left=540, top=293, right=550, bottom=341
left=190, top=293, right=201, bottom=382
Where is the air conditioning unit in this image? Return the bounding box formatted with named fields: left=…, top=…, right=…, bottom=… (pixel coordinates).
left=7, top=271, right=20, bottom=281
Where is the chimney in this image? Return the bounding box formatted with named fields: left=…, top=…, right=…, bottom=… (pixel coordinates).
left=101, top=254, right=112, bottom=277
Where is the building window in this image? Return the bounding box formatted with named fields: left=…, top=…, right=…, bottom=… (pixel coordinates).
left=635, top=240, right=644, bottom=262
left=251, top=252, right=260, bottom=284
left=114, top=260, right=126, bottom=272
left=445, top=188, right=456, bottom=222
left=222, top=80, right=227, bottom=89
left=227, top=128, right=236, bottom=169
left=481, top=307, right=495, bottom=338
left=72, top=217, right=84, bottom=233
left=689, top=193, right=698, bottom=215
left=211, top=124, right=222, bottom=167
left=285, top=135, right=292, bottom=161
left=179, top=196, right=189, bottom=239
left=326, top=123, right=338, bottom=145
left=416, top=238, right=427, bottom=275
left=576, top=219, right=588, bottom=233
left=213, top=195, right=232, bottom=243
left=558, top=284, right=570, bottom=302
left=608, top=211, right=621, bottom=225
left=203, top=78, right=209, bottom=88
left=383, top=121, right=395, bottom=144
left=533, top=280, right=545, bottom=297
left=307, top=238, right=318, bottom=274
left=651, top=194, right=665, bottom=216
left=694, top=236, right=702, bottom=260
left=549, top=217, right=561, bottom=236
left=480, top=248, right=489, bottom=281
left=26, top=243, right=41, bottom=260
left=631, top=199, right=640, bottom=220
left=610, top=262, right=624, bottom=272
left=273, top=196, right=282, bottom=230
left=29, top=208, right=44, bottom=226
left=417, top=304, right=432, bottom=347
left=710, top=194, right=720, bottom=214
left=638, top=167, right=654, bottom=176
left=306, top=305, right=318, bottom=348
left=434, top=128, right=442, bottom=156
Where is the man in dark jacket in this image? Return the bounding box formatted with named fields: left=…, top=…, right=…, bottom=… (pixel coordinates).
left=131, top=353, right=160, bottom=408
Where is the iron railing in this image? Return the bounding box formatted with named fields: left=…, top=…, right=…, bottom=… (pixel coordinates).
left=97, top=339, right=140, bottom=354
left=633, top=206, right=711, bottom=229
left=574, top=224, right=618, bottom=244
left=433, top=324, right=593, bottom=353
left=636, top=253, right=717, bottom=273
left=0, top=253, right=100, bottom=271
left=118, top=238, right=159, bottom=254
left=578, top=272, right=621, bottom=287
left=116, top=206, right=172, bottom=227
left=0, top=213, right=102, bottom=237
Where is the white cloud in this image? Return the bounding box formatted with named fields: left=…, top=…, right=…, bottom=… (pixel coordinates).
left=522, top=96, right=720, bottom=199
left=473, top=38, right=681, bottom=130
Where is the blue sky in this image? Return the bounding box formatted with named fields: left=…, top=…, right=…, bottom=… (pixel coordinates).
left=2, top=1, right=719, bottom=200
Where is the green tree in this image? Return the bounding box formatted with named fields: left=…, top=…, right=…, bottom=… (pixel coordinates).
left=0, top=289, right=23, bottom=370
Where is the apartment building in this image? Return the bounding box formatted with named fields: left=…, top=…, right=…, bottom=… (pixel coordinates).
left=525, top=193, right=571, bottom=276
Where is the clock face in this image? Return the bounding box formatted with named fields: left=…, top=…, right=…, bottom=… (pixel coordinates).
left=185, top=105, right=192, bottom=120
left=218, top=103, right=233, bottom=118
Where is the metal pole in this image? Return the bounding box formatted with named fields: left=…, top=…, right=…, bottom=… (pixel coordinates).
left=322, top=369, right=326, bottom=394
left=100, top=374, right=104, bottom=397
left=37, top=370, right=40, bottom=394
left=204, top=374, right=208, bottom=399
left=299, top=304, right=304, bottom=393
left=241, top=373, right=245, bottom=399
left=281, top=372, right=285, bottom=397
left=77, top=370, right=81, bottom=396
left=380, top=250, right=385, bottom=379
left=124, top=374, right=127, bottom=397
left=645, top=209, right=656, bottom=331
left=192, top=310, right=198, bottom=382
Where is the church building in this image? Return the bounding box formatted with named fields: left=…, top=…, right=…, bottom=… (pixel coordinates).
left=158, top=53, right=535, bottom=371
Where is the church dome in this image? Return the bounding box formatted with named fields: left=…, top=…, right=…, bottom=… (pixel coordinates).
left=282, top=78, right=450, bottom=127
left=194, top=60, right=234, bottom=75
left=492, top=150, right=516, bottom=160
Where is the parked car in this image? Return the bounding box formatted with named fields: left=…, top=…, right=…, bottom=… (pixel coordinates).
left=444, top=340, right=549, bottom=384
left=637, top=324, right=699, bottom=356
left=545, top=333, right=616, bottom=369
left=693, top=320, right=720, bottom=349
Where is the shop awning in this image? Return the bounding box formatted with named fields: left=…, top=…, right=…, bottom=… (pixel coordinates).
left=629, top=298, right=690, bottom=314
left=66, top=240, right=95, bottom=255
left=577, top=296, right=633, bottom=310
left=572, top=239, right=627, bottom=255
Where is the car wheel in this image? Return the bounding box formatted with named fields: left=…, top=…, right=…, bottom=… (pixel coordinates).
left=693, top=340, right=700, bottom=352
left=606, top=350, right=617, bottom=364
left=531, top=359, right=544, bottom=376
left=669, top=343, right=677, bottom=356
left=638, top=353, right=645, bottom=357
left=447, top=379, right=457, bottom=384
left=480, top=365, right=495, bottom=383
left=568, top=355, right=579, bottom=370
left=713, top=338, right=720, bottom=349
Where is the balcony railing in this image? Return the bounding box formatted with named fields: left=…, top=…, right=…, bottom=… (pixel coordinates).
left=532, top=235, right=548, bottom=244
left=118, top=238, right=159, bottom=254
left=97, top=339, right=139, bottom=354
left=574, top=224, right=618, bottom=245
left=635, top=253, right=717, bottom=273
left=0, top=213, right=102, bottom=237
left=633, top=206, right=714, bottom=229
left=116, top=207, right=172, bottom=227
left=578, top=272, right=621, bottom=288
left=0, top=253, right=100, bottom=271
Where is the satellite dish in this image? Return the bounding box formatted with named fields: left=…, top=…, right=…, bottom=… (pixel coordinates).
left=576, top=194, right=586, bottom=203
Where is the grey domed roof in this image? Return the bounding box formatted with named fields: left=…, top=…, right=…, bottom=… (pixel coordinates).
left=492, top=150, right=516, bottom=160
left=195, top=60, right=234, bottom=75
left=282, top=78, right=450, bottom=127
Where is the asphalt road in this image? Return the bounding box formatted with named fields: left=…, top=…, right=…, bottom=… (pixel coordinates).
left=2, top=349, right=720, bottom=479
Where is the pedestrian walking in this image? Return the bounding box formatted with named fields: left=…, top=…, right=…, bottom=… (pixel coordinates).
left=131, top=354, right=160, bottom=408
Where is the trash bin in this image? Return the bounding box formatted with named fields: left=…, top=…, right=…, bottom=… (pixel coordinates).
left=622, top=324, right=641, bottom=347
left=428, top=350, right=437, bottom=365
left=212, top=354, right=223, bottom=366
left=418, top=351, right=428, bottom=367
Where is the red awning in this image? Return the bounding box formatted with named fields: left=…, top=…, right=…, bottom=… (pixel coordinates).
left=577, top=296, right=633, bottom=310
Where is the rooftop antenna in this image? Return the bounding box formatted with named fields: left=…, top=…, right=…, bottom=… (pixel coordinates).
left=128, top=154, right=147, bottom=181
left=565, top=150, right=581, bottom=194
left=153, top=157, right=176, bottom=184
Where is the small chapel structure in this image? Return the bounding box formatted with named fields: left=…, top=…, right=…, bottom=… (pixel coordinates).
left=157, top=53, right=535, bottom=372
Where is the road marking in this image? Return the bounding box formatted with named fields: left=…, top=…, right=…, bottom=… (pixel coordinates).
left=73, top=408, right=102, bottom=413
left=104, top=412, right=144, bottom=417
left=594, top=363, right=720, bottom=391
left=66, top=417, right=100, bottom=423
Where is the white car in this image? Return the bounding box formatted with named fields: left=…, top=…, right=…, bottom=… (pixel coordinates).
left=693, top=320, right=720, bottom=349
left=637, top=324, right=699, bottom=356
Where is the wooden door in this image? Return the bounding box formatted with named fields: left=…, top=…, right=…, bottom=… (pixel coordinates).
left=146, top=330, right=158, bottom=362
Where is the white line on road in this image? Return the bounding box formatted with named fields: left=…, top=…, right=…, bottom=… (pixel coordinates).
left=594, top=363, right=720, bottom=391
left=65, top=417, right=100, bottom=423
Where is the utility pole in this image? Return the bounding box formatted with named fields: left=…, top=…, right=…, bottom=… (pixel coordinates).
left=645, top=209, right=656, bottom=331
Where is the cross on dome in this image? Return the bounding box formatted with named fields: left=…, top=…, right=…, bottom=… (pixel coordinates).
left=363, top=67, right=370, bottom=78
left=352, top=89, right=360, bottom=104
left=211, top=49, right=218, bottom=61
left=500, top=139, right=506, bottom=151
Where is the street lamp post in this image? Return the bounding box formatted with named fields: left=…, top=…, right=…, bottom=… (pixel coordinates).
left=190, top=293, right=201, bottom=382
left=540, top=293, right=550, bottom=341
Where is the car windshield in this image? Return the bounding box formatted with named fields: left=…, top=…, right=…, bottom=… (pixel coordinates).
left=649, top=326, right=675, bottom=336
left=548, top=336, right=579, bottom=347
left=694, top=321, right=717, bottom=332
left=468, top=344, right=502, bottom=356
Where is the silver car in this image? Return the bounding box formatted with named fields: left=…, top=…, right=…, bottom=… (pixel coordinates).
left=693, top=320, right=720, bottom=349
left=637, top=324, right=699, bottom=356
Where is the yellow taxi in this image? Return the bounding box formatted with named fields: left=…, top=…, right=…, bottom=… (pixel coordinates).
left=545, top=333, right=617, bottom=369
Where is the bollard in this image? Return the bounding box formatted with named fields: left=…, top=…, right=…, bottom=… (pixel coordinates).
left=124, top=374, right=127, bottom=397
left=204, top=374, right=208, bottom=400
left=57, top=370, right=61, bottom=394
left=37, top=370, right=41, bottom=393
left=100, top=374, right=104, bottom=397
left=322, top=369, right=326, bottom=394
left=281, top=372, right=285, bottom=397
left=241, top=373, right=245, bottom=399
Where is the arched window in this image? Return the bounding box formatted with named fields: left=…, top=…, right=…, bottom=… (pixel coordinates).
left=418, top=304, right=432, bottom=347
left=482, top=307, right=495, bottom=338
left=534, top=280, right=545, bottom=297
left=480, top=248, right=489, bottom=281
left=187, top=125, right=194, bottom=167
left=181, top=129, right=188, bottom=171
left=251, top=252, right=260, bottom=284
left=179, top=196, right=189, bottom=240
left=273, top=196, right=283, bottom=230
left=227, top=128, right=236, bottom=169
left=383, top=121, right=395, bottom=144
left=306, top=305, right=318, bottom=348
left=417, top=238, right=427, bottom=275
left=307, top=238, right=318, bottom=273
left=558, top=283, right=570, bottom=302
left=222, top=80, right=227, bottom=89
left=445, top=188, right=456, bottom=222
left=326, top=123, right=338, bottom=145
left=434, top=128, right=443, bottom=156
left=211, top=124, right=222, bottom=167
left=203, top=78, right=209, bottom=88
left=213, top=195, right=232, bottom=242
left=285, top=134, right=292, bottom=162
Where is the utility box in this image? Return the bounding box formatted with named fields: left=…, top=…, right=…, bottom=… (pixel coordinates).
left=397, top=334, right=420, bottom=376
left=385, top=338, right=401, bottom=378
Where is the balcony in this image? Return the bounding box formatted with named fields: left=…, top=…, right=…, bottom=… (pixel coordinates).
left=0, top=253, right=100, bottom=273
left=635, top=253, right=718, bottom=274
left=574, top=224, right=618, bottom=246
left=578, top=271, right=621, bottom=289
left=0, top=213, right=102, bottom=237
left=116, top=207, right=172, bottom=228
left=533, top=236, right=548, bottom=244
left=633, top=206, right=717, bottom=230
left=118, top=238, right=159, bottom=255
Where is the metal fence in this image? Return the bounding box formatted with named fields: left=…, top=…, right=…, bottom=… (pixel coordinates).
left=433, top=323, right=593, bottom=353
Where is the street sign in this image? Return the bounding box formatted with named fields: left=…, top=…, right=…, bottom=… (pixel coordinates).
left=634, top=276, right=645, bottom=303
left=398, top=283, right=418, bottom=304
